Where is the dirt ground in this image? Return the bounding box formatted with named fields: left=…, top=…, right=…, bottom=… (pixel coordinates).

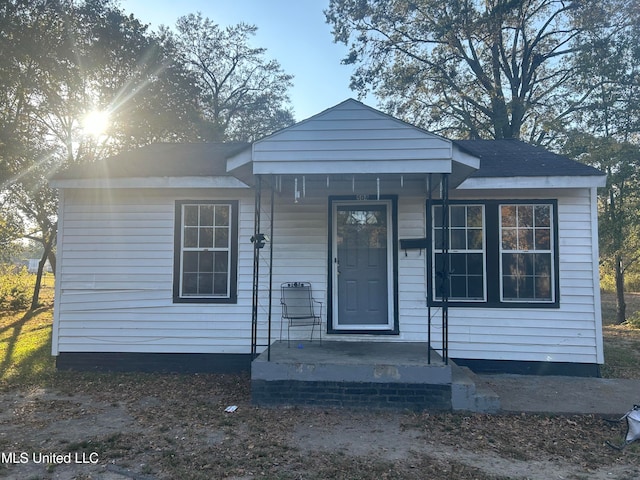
left=1, top=373, right=639, bottom=480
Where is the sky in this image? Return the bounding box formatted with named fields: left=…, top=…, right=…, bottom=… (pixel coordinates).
left=121, top=0, right=364, bottom=121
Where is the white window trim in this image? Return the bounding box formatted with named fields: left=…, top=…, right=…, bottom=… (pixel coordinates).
left=498, top=203, right=555, bottom=303
left=179, top=202, right=233, bottom=300
left=432, top=204, right=487, bottom=302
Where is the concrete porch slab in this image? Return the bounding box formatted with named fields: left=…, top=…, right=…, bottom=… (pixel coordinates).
left=250, top=341, right=506, bottom=411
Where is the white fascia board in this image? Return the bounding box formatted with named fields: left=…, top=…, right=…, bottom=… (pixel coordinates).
left=457, top=175, right=607, bottom=190
left=452, top=144, right=481, bottom=170
left=50, top=176, right=250, bottom=189
left=226, top=147, right=253, bottom=171
left=251, top=158, right=452, bottom=175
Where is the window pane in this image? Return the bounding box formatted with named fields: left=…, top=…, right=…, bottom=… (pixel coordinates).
left=215, top=205, right=230, bottom=226
left=517, top=205, right=533, bottom=227
left=215, top=227, right=229, bottom=248
left=467, top=254, right=484, bottom=275
left=214, top=251, right=229, bottom=273
left=468, top=229, right=483, bottom=250
left=451, top=206, right=466, bottom=227
left=535, top=253, right=551, bottom=276
left=183, top=252, right=198, bottom=272
left=433, top=206, right=443, bottom=226
left=535, top=228, right=551, bottom=250
left=468, top=277, right=484, bottom=299
left=535, top=205, right=551, bottom=227
left=502, top=276, right=518, bottom=300
left=451, top=229, right=466, bottom=249
left=184, top=227, right=198, bottom=248
left=214, top=273, right=228, bottom=295
left=501, top=205, right=516, bottom=227
left=467, top=206, right=483, bottom=227
left=184, top=206, right=198, bottom=226
left=535, top=276, right=551, bottom=299
left=450, top=253, right=467, bottom=274
left=502, top=253, right=519, bottom=276
left=502, top=229, right=517, bottom=250
left=434, top=228, right=444, bottom=249
left=199, top=251, right=214, bottom=272
left=518, top=276, right=534, bottom=299
left=518, top=228, right=534, bottom=250
left=199, top=227, right=213, bottom=248
left=199, top=205, right=214, bottom=226
left=198, top=273, right=213, bottom=295
left=521, top=253, right=534, bottom=276
left=182, top=273, right=198, bottom=295
left=450, top=276, right=467, bottom=298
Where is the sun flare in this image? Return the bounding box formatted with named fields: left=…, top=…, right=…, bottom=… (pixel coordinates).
left=81, top=109, right=110, bottom=137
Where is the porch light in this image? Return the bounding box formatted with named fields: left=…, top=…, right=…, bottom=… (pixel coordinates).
left=251, top=233, right=268, bottom=249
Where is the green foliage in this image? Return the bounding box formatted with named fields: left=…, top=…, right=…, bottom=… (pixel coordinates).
left=325, top=0, right=623, bottom=144
left=0, top=266, right=32, bottom=311
left=161, top=13, right=295, bottom=142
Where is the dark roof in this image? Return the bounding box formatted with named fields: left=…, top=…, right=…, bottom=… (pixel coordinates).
left=454, top=139, right=605, bottom=178
left=52, top=142, right=250, bottom=180
left=52, top=139, right=605, bottom=182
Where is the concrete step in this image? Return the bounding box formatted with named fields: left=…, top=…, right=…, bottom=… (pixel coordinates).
left=451, top=365, right=501, bottom=413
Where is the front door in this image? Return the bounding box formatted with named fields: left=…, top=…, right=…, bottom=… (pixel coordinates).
left=331, top=200, right=394, bottom=331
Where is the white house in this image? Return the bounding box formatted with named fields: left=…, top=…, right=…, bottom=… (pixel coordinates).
left=50, top=99, right=606, bottom=377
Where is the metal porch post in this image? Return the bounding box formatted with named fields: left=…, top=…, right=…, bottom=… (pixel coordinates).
left=251, top=175, right=262, bottom=358
left=267, top=177, right=275, bottom=361
left=441, top=173, right=450, bottom=365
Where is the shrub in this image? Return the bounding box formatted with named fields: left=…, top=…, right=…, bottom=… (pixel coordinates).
left=0, top=265, right=33, bottom=310
left=625, top=311, right=640, bottom=329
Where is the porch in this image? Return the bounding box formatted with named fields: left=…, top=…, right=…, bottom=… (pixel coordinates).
left=251, top=341, right=500, bottom=412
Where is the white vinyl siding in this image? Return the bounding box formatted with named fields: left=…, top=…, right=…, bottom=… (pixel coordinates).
left=53, top=185, right=602, bottom=366
left=251, top=100, right=453, bottom=175
left=54, top=188, right=254, bottom=354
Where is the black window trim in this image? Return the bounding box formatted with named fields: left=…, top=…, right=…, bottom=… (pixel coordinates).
left=427, top=199, right=560, bottom=309
left=173, top=200, right=239, bottom=304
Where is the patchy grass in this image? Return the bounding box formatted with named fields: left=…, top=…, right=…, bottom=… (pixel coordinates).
left=0, top=274, right=55, bottom=388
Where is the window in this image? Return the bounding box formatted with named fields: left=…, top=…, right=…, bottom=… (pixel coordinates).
left=432, top=205, right=486, bottom=301
left=500, top=204, right=554, bottom=302
left=174, top=201, right=238, bottom=303
left=429, top=200, right=558, bottom=307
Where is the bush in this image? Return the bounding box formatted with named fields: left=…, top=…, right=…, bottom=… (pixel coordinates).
left=0, top=265, right=33, bottom=310
left=625, top=311, right=640, bottom=329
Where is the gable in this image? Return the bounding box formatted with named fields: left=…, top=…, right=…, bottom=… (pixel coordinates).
left=244, top=99, right=465, bottom=175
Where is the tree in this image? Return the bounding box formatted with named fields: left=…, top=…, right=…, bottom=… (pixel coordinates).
left=564, top=2, right=640, bottom=323
left=161, top=13, right=295, bottom=142
left=564, top=135, right=640, bottom=324
left=0, top=0, right=202, bottom=307
left=325, top=0, right=622, bottom=144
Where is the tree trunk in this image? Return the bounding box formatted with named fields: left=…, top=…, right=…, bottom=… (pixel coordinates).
left=30, top=234, right=54, bottom=310
left=615, top=254, right=626, bottom=324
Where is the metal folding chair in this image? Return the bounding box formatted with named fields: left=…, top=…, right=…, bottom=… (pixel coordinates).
left=280, top=282, right=322, bottom=347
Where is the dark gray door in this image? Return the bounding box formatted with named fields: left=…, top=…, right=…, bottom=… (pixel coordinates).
left=335, top=204, right=389, bottom=327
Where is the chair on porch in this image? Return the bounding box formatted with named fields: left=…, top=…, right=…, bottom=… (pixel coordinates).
left=280, top=282, right=323, bottom=347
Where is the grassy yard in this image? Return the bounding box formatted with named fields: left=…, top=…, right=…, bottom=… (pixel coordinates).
left=0, top=274, right=56, bottom=389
